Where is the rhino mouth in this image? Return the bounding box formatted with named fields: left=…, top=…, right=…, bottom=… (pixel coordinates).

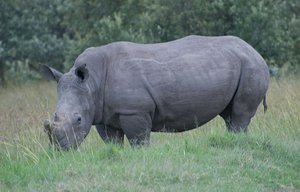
left=59, top=141, right=72, bottom=151
left=49, top=136, right=77, bottom=151
left=43, top=120, right=85, bottom=151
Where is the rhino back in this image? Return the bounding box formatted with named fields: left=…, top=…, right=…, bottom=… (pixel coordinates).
left=103, top=36, right=254, bottom=131
left=103, top=35, right=243, bottom=62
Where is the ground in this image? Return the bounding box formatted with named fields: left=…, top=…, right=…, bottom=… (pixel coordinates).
left=0, top=77, right=299, bottom=192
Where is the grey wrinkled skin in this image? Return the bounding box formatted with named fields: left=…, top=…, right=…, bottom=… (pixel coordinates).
left=41, top=35, right=269, bottom=150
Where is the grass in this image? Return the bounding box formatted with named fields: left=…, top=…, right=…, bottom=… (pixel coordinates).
left=0, top=78, right=299, bottom=192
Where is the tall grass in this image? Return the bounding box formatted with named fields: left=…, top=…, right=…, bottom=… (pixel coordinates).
left=0, top=78, right=299, bottom=191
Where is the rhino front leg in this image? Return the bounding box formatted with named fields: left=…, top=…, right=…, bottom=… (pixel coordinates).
left=96, top=124, right=124, bottom=145
left=119, top=114, right=152, bottom=146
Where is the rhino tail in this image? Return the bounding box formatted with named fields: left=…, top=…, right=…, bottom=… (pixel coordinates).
left=263, top=95, right=267, bottom=113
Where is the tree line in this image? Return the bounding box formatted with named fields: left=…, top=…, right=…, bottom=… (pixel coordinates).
left=0, top=0, right=299, bottom=85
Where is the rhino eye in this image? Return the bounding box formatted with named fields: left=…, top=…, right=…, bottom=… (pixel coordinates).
left=77, top=117, right=82, bottom=124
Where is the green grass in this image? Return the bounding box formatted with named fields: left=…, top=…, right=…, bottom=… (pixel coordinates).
left=0, top=78, right=299, bottom=192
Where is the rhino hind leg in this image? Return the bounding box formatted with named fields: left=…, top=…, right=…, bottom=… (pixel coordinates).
left=96, top=124, right=124, bottom=145
left=220, top=56, right=269, bottom=132
left=119, top=114, right=152, bottom=146
left=220, top=86, right=266, bottom=132
left=219, top=106, right=233, bottom=131
left=220, top=79, right=267, bottom=132
left=220, top=102, right=255, bottom=133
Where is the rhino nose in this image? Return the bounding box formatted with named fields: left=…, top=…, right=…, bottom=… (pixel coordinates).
left=53, top=113, right=58, bottom=121
left=44, top=119, right=61, bottom=136
left=53, top=112, right=67, bottom=122
left=53, top=127, right=65, bottom=141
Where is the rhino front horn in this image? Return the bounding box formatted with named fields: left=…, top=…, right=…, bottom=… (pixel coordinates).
left=44, top=120, right=52, bottom=132
left=44, top=120, right=54, bottom=145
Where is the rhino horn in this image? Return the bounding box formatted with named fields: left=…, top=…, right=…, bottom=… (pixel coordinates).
left=44, top=120, right=53, bottom=144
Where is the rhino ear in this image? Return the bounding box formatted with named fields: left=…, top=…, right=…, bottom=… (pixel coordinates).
left=40, top=65, right=63, bottom=83
left=75, top=64, right=89, bottom=82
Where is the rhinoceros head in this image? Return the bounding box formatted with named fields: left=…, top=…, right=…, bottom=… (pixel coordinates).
left=41, top=64, right=95, bottom=151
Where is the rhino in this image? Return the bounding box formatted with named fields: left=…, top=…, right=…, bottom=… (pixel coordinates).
left=41, top=35, right=269, bottom=150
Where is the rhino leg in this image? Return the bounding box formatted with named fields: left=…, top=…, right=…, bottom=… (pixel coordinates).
left=220, top=83, right=266, bottom=133
left=220, top=105, right=252, bottom=133
left=96, top=124, right=124, bottom=145
left=119, top=114, right=151, bottom=146
left=220, top=56, right=268, bottom=132
left=219, top=107, right=232, bottom=131
left=229, top=114, right=252, bottom=133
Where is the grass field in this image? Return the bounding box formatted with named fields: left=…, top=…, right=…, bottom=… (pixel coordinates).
left=0, top=78, right=299, bottom=192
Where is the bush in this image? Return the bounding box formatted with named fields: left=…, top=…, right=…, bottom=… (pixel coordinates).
left=5, top=60, right=40, bottom=84
left=1, top=0, right=299, bottom=85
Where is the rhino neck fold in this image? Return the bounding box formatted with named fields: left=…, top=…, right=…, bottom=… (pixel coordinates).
left=91, top=57, right=108, bottom=125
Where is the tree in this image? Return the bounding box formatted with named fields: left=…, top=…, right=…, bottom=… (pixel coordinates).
left=0, top=0, right=69, bottom=85
left=0, top=0, right=299, bottom=85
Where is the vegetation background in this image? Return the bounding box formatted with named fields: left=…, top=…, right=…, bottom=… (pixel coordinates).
left=0, top=0, right=300, bottom=85
left=0, top=0, right=299, bottom=191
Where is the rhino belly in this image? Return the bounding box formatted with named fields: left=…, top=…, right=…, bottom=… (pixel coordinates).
left=148, top=54, right=241, bottom=132
left=151, top=92, right=231, bottom=132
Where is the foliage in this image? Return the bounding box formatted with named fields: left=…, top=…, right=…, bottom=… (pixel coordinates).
left=0, top=0, right=70, bottom=85
left=0, top=0, right=299, bottom=84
